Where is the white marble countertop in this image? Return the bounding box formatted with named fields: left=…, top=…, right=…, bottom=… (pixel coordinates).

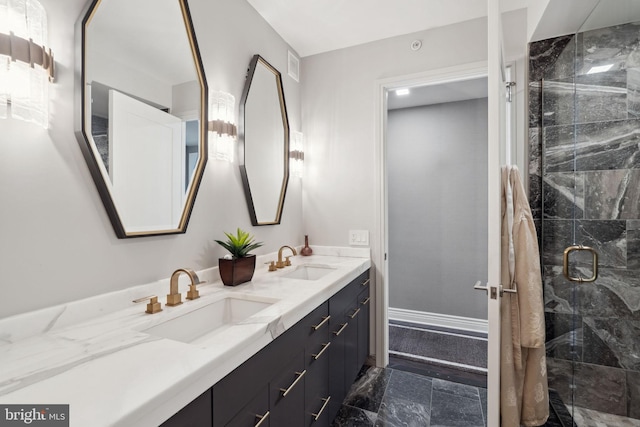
left=0, top=247, right=371, bottom=427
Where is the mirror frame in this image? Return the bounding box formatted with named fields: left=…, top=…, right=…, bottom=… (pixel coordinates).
left=239, top=54, right=290, bottom=226
left=74, top=0, right=208, bottom=238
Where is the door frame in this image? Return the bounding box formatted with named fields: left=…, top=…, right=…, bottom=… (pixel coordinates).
left=373, top=61, right=489, bottom=369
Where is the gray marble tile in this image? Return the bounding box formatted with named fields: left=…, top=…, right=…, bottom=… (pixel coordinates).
left=544, top=266, right=640, bottom=320
left=542, top=172, right=585, bottom=220
left=478, top=388, right=487, bottom=427
left=577, top=22, right=640, bottom=76
left=332, top=404, right=377, bottom=427
left=583, top=317, right=640, bottom=370
left=545, top=312, right=583, bottom=362
left=432, top=378, right=480, bottom=400
left=573, top=361, right=628, bottom=416
left=584, top=170, right=640, bottom=220
left=529, top=81, right=542, bottom=128
left=627, top=370, right=640, bottom=419
left=529, top=35, right=575, bottom=82
left=543, top=119, right=640, bottom=173
left=375, top=398, right=430, bottom=427
left=385, top=369, right=433, bottom=405
left=627, top=221, right=640, bottom=269
left=539, top=220, right=625, bottom=269
left=344, top=366, right=392, bottom=414
left=429, top=390, right=484, bottom=427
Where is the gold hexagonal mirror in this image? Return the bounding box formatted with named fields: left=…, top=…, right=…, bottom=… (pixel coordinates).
left=239, top=55, right=290, bottom=226
left=75, top=0, right=207, bottom=238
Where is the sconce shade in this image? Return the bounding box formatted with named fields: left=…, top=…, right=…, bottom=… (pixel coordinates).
left=0, top=0, right=53, bottom=128
left=290, top=130, right=304, bottom=178
left=209, top=90, right=237, bottom=162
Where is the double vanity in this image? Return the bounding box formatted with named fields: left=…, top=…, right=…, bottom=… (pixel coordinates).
left=0, top=247, right=371, bottom=426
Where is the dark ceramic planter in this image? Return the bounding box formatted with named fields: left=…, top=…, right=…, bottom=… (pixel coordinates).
left=218, top=255, right=256, bottom=286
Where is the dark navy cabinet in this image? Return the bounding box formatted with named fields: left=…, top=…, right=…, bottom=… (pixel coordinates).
left=164, top=269, right=370, bottom=427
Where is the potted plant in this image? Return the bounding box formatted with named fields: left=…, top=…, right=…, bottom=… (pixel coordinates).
left=215, top=228, right=263, bottom=286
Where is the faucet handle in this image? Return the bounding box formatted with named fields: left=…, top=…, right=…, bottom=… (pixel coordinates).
left=133, top=295, right=163, bottom=314
left=285, top=256, right=292, bottom=267
left=186, top=281, right=205, bottom=300
left=266, top=261, right=277, bottom=272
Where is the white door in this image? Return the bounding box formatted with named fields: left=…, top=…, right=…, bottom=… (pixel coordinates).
left=109, top=90, right=184, bottom=232
left=483, top=0, right=510, bottom=425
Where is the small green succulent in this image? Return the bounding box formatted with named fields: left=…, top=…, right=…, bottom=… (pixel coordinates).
left=215, top=228, right=263, bottom=258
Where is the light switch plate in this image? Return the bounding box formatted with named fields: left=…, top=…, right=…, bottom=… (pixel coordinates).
left=349, top=230, right=369, bottom=246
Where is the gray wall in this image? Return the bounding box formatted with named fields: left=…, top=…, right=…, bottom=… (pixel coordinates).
left=387, top=98, right=488, bottom=320
left=0, top=0, right=303, bottom=319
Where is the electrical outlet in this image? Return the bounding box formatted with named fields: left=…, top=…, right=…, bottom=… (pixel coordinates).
left=349, top=230, right=369, bottom=246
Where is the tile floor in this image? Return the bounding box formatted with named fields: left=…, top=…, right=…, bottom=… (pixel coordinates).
left=331, top=366, right=487, bottom=427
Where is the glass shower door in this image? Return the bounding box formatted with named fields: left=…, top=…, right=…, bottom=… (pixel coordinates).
left=539, top=1, right=640, bottom=422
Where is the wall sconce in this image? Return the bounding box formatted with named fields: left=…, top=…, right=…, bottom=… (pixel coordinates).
left=290, top=131, right=304, bottom=178
left=0, top=0, right=54, bottom=129
left=208, top=90, right=237, bottom=162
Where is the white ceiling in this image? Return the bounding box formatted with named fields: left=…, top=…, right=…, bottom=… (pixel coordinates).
left=246, top=0, right=530, bottom=58
left=387, top=77, right=488, bottom=110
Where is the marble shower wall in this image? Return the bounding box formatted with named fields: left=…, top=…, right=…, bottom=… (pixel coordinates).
left=529, top=23, right=640, bottom=419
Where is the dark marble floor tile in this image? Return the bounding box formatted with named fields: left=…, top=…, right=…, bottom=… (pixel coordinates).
left=478, top=388, right=487, bottom=427
left=432, top=378, right=481, bottom=401
left=344, top=366, right=391, bottom=414
left=429, top=390, right=484, bottom=427
left=375, top=398, right=430, bottom=427
left=385, top=369, right=433, bottom=406
left=332, top=404, right=377, bottom=427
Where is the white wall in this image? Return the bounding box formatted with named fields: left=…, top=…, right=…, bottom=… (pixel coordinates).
left=387, top=99, right=488, bottom=320
left=0, top=0, right=303, bottom=318
left=301, top=17, right=488, bottom=256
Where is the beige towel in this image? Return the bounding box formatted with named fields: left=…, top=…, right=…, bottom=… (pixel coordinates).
left=500, top=166, right=549, bottom=426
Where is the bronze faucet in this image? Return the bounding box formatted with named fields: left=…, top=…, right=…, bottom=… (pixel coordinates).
left=167, top=268, right=204, bottom=306
left=276, top=246, right=298, bottom=268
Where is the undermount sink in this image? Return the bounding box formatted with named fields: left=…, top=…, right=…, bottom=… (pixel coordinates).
left=143, top=296, right=275, bottom=344
left=282, top=264, right=336, bottom=281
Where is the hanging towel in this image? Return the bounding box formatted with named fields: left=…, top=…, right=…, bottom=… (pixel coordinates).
left=500, top=165, right=549, bottom=427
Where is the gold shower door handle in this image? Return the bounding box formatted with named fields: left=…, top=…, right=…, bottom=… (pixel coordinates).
left=563, top=245, right=598, bottom=283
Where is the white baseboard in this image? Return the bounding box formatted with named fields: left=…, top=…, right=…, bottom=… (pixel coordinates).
left=388, top=307, right=488, bottom=334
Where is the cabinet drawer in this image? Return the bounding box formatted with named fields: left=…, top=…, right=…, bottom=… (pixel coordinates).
left=269, top=350, right=306, bottom=426
left=225, top=385, right=269, bottom=427
left=305, top=354, right=330, bottom=427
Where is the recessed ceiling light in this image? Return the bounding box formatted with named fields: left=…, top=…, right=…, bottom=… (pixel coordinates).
left=395, top=88, right=410, bottom=96
left=586, top=64, right=614, bottom=74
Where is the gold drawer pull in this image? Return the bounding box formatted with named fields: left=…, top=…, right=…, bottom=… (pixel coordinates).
left=280, top=370, right=306, bottom=397
left=254, top=411, right=270, bottom=427
left=311, top=396, right=331, bottom=421
left=333, top=323, right=348, bottom=336
left=311, top=342, right=331, bottom=360
left=349, top=308, right=361, bottom=319
left=361, top=297, right=370, bottom=305
left=361, top=278, right=370, bottom=286
left=311, top=315, right=330, bottom=331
